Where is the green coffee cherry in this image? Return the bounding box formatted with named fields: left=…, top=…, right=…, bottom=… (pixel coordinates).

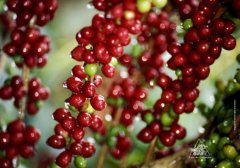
left=49, top=163, right=60, bottom=168
left=183, top=19, right=193, bottom=31
left=84, top=63, right=98, bottom=77
left=205, top=139, right=217, bottom=154
left=209, top=133, right=220, bottom=144
left=217, top=151, right=225, bottom=160
left=234, top=155, right=240, bottom=167
left=132, top=44, right=142, bottom=58
left=217, top=137, right=230, bottom=150
left=144, top=112, right=154, bottom=125
left=74, top=156, right=86, bottom=168
left=197, top=157, right=207, bottom=167
left=217, top=161, right=234, bottom=168
left=225, top=79, right=237, bottom=95
left=175, top=69, right=182, bottom=77
left=152, top=0, right=168, bottom=8
left=137, top=0, right=151, bottom=13
left=107, top=136, right=116, bottom=148
left=223, top=145, right=238, bottom=160
left=161, top=112, right=174, bottom=126
left=218, top=119, right=232, bottom=134
left=208, top=157, right=216, bottom=166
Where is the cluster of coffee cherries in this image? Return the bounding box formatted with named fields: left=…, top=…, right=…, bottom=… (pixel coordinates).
left=71, top=14, right=131, bottom=78
left=104, top=77, right=147, bottom=158
left=3, top=27, right=50, bottom=68
left=47, top=0, right=239, bottom=167
left=47, top=107, right=106, bottom=167
left=0, top=0, right=58, bottom=167
left=0, top=119, right=40, bottom=167
left=6, top=0, right=58, bottom=26
left=196, top=80, right=240, bottom=168
left=0, top=75, right=49, bottom=115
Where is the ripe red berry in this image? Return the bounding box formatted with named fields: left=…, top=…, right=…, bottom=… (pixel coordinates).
left=56, top=151, right=72, bottom=167
left=47, top=135, right=66, bottom=149
left=90, top=94, right=106, bottom=111
left=159, top=131, right=176, bottom=146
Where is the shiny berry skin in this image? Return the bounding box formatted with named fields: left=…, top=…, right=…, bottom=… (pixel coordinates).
left=149, top=121, right=162, bottom=135
left=23, top=126, right=40, bottom=145
left=156, top=74, right=172, bottom=89
left=19, top=144, right=34, bottom=158
left=81, top=142, right=96, bottom=158
left=71, top=127, right=85, bottom=142
left=171, top=124, right=186, bottom=139
left=89, top=114, right=103, bottom=131
left=0, top=132, right=10, bottom=150
left=56, top=151, right=72, bottom=167
left=196, top=64, right=210, bottom=79
left=137, top=127, right=154, bottom=143
left=101, top=64, right=115, bottom=78
left=47, top=135, right=66, bottom=149
left=69, top=142, right=82, bottom=155
left=52, top=108, right=70, bottom=122
left=66, top=94, right=86, bottom=110
left=173, top=98, right=185, bottom=114
left=65, top=76, right=83, bottom=93
left=222, top=35, right=236, bottom=50
left=61, top=116, right=76, bottom=132
left=72, top=65, right=87, bottom=79
left=159, top=131, right=176, bottom=146
left=82, top=82, right=96, bottom=98
left=161, top=90, right=176, bottom=103
left=90, top=94, right=106, bottom=111
left=77, top=112, right=92, bottom=127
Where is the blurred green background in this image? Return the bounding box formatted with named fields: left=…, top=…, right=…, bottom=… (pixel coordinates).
left=0, top=0, right=240, bottom=167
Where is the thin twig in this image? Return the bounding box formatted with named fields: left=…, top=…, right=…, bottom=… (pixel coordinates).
left=19, top=64, right=29, bottom=119
left=143, top=137, right=157, bottom=166
left=96, top=108, right=122, bottom=168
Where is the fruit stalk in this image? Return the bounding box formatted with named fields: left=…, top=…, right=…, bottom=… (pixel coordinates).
left=19, top=64, right=29, bottom=119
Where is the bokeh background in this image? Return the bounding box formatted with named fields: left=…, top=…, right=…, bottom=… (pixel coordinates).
left=0, top=0, right=240, bottom=167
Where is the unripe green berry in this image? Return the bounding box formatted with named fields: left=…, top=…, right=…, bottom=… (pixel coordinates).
left=49, top=163, right=60, bottom=168
left=217, top=137, right=230, bottom=150
left=161, top=112, right=174, bottom=126
left=183, top=19, right=193, bottom=30
left=132, top=44, right=142, bottom=58
left=208, top=157, right=216, bottom=166
left=209, top=133, right=220, bottom=144
left=74, top=156, right=86, bottom=168
left=84, top=63, right=98, bottom=77
left=137, top=0, right=151, bottom=13
left=234, top=155, right=240, bottom=167
left=223, top=145, right=238, bottom=160
left=144, top=112, right=154, bottom=125
left=217, top=161, right=234, bottom=168
left=175, top=69, right=182, bottom=77
left=152, top=0, right=168, bottom=8
left=197, top=157, right=207, bottom=167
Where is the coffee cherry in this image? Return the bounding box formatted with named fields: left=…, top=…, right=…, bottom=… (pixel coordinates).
left=143, top=112, right=154, bottom=124
left=84, top=64, right=98, bottom=77
left=0, top=132, right=10, bottom=150
left=52, top=108, right=70, bottom=122
left=82, top=82, right=96, bottom=98
left=137, top=0, right=151, bottom=13
left=90, top=94, right=106, bottom=111
left=81, top=141, right=96, bottom=158
left=216, top=161, right=234, bottom=168
left=56, top=151, right=72, bottom=167
left=159, top=131, right=176, bottom=146
left=223, top=145, right=238, bottom=160
left=74, top=156, right=86, bottom=168
left=234, top=155, right=240, bottom=167
left=161, top=112, right=174, bottom=126
left=71, top=127, right=85, bottom=142
left=101, top=64, right=115, bottom=78
left=171, top=124, right=186, bottom=139
left=152, top=0, right=167, bottom=8
left=47, top=135, right=66, bottom=149
left=77, top=112, right=92, bottom=127
left=137, top=127, right=154, bottom=143
left=183, top=19, right=193, bottom=30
